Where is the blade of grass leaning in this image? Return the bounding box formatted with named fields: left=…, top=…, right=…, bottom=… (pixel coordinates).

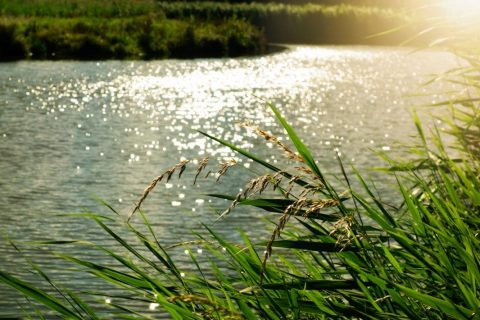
left=0, top=271, right=82, bottom=319
left=65, top=289, right=100, bottom=320
left=137, top=210, right=184, bottom=280
left=207, top=194, right=340, bottom=221
left=393, top=282, right=475, bottom=319
left=261, top=279, right=359, bottom=290
left=25, top=258, right=87, bottom=317
left=270, top=240, right=359, bottom=252
left=267, top=103, right=324, bottom=182
left=55, top=254, right=155, bottom=291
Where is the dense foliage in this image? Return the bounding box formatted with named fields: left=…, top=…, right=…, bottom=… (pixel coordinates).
left=0, top=0, right=414, bottom=60
left=0, top=16, right=264, bottom=60
left=0, top=0, right=432, bottom=16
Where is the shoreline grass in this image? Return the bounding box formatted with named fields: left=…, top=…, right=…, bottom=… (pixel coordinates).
left=0, top=0, right=415, bottom=18
left=0, top=15, right=266, bottom=60
left=0, top=0, right=417, bottom=61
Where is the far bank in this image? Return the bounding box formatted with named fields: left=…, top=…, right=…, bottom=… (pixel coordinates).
left=0, top=1, right=426, bottom=61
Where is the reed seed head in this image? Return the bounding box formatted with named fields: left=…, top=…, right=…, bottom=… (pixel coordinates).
left=240, top=122, right=304, bottom=163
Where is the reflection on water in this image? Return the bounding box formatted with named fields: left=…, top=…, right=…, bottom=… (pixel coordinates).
left=0, top=46, right=457, bottom=316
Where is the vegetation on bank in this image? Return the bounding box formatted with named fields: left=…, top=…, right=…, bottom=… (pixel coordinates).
left=0, top=0, right=415, bottom=60
left=0, top=0, right=158, bottom=18
left=155, top=2, right=413, bottom=45
left=0, top=0, right=426, bottom=17
left=0, top=16, right=264, bottom=60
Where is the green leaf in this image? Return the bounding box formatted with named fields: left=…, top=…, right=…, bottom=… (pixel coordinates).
left=268, top=103, right=323, bottom=180
left=271, top=240, right=359, bottom=252
left=0, top=271, right=81, bottom=319
left=207, top=194, right=340, bottom=221
left=393, top=283, right=474, bottom=319
left=261, top=279, right=359, bottom=290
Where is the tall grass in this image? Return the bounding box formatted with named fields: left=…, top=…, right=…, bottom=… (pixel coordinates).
left=0, top=0, right=158, bottom=18
left=0, top=0, right=423, bottom=18
left=0, top=0, right=408, bottom=21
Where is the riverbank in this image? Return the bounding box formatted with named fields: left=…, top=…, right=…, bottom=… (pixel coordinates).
left=0, top=0, right=419, bottom=61
left=0, top=16, right=266, bottom=60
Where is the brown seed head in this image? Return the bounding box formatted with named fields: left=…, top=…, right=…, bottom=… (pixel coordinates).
left=240, top=122, right=304, bottom=163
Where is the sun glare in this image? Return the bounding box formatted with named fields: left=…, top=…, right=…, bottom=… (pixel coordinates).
left=441, top=0, right=480, bottom=24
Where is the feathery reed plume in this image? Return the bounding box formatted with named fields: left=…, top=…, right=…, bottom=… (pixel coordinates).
left=239, top=122, right=304, bottom=162
left=329, top=215, right=354, bottom=250
left=272, top=171, right=284, bottom=191
left=193, top=157, right=210, bottom=185
left=260, top=197, right=339, bottom=280
left=216, top=192, right=243, bottom=221
left=129, top=160, right=189, bottom=221
left=216, top=174, right=274, bottom=221
left=216, top=159, right=237, bottom=181
left=295, top=165, right=323, bottom=181
left=260, top=198, right=307, bottom=281
left=284, top=175, right=301, bottom=198
left=199, top=159, right=237, bottom=182
left=304, top=198, right=339, bottom=217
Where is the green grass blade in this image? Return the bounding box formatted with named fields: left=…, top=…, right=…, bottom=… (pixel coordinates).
left=261, top=279, right=359, bottom=290
left=0, top=271, right=81, bottom=319
left=270, top=240, right=359, bottom=252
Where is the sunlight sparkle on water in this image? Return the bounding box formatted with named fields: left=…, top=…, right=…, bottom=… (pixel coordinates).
left=149, top=303, right=159, bottom=311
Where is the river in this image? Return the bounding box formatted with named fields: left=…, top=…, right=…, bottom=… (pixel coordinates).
left=0, top=45, right=457, bottom=317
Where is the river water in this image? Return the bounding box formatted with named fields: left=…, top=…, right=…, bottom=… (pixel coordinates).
left=0, top=46, right=457, bottom=317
